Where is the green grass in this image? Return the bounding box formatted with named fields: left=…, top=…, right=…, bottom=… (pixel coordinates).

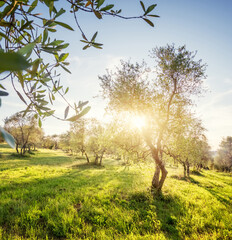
left=0, top=144, right=231, bottom=240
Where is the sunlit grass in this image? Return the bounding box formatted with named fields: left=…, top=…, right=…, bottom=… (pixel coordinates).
left=0, top=144, right=231, bottom=239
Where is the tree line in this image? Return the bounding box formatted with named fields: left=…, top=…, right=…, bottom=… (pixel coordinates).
left=3, top=110, right=231, bottom=173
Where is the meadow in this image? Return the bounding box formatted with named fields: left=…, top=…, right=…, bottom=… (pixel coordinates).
left=0, top=144, right=231, bottom=240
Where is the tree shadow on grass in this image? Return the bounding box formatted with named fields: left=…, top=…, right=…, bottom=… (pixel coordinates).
left=171, top=172, right=232, bottom=209
left=170, top=175, right=200, bottom=185
left=196, top=178, right=232, bottom=208
left=153, top=193, right=185, bottom=240
left=188, top=172, right=231, bottom=208
left=205, top=188, right=231, bottom=207
left=0, top=166, right=143, bottom=239
left=0, top=150, right=109, bottom=170
left=190, top=170, right=205, bottom=177
left=0, top=154, right=77, bottom=170
left=71, top=162, right=105, bottom=170
left=206, top=171, right=232, bottom=186
left=125, top=191, right=184, bottom=240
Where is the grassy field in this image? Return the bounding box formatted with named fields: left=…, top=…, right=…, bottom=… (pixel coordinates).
left=0, top=144, right=231, bottom=240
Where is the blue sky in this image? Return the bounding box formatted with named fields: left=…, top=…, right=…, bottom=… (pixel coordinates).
left=1, top=0, right=232, bottom=150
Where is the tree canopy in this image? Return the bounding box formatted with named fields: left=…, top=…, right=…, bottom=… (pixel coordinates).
left=100, top=44, right=207, bottom=192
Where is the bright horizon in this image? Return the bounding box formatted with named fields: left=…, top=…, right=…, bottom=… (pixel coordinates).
left=1, top=0, right=232, bottom=151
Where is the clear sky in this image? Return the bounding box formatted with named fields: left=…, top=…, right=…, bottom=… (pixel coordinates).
left=1, top=0, right=232, bottom=150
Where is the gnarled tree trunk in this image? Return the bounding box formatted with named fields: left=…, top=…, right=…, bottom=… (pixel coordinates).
left=186, top=159, right=190, bottom=177
left=94, top=154, right=99, bottom=165
left=147, top=141, right=168, bottom=193
left=99, top=150, right=105, bottom=166
left=84, top=151, right=89, bottom=164
left=16, top=144, right=19, bottom=154
left=183, top=163, right=187, bottom=177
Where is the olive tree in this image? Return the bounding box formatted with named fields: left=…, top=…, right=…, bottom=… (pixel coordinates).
left=86, top=118, right=111, bottom=165
left=69, top=119, right=90, bottom=163
left=58, top=132, right=71, bottom=151
left=109, top=117, right=150, bottom=164
left=42, top=134, right=59, bottom=149
left=4, top=112, right=43, bottom=154
left=100, top=45, right=207, bottom=193
left=164, top=115, right=211, bottom=177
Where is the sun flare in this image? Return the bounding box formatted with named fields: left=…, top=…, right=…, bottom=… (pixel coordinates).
left=131, top=115, right=146, bottom=129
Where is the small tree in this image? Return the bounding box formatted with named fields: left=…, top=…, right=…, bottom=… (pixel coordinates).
left=70, top=119, right=90, bottom=163
left=27, top=126, right=44, bottom=151
left=109, top=117, right=150, bottom=164
left=4, top=113, right=42, bottom=155
left=42, top=135, right=58, bottom=149
left=164, top=115, right=211, bottom=177
left=86, top=119, right=109, bottom=166
left=58, top=133, right=71, bottom=152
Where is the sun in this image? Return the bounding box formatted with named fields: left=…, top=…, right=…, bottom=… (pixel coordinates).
left=131, top=115, right=146, bottom=129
